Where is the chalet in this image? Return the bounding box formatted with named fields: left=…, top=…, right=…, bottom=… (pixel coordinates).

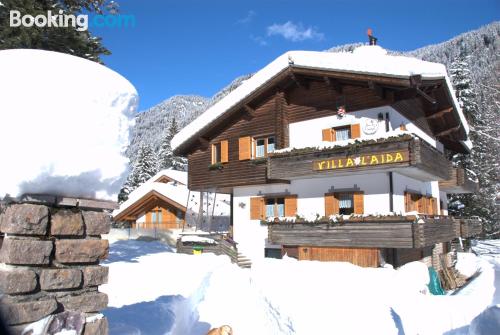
left=171, top=45, right=480, bottom=267
left=113, top=169, right=230, bottom=231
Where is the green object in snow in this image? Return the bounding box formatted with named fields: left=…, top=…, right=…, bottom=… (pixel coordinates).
left=428, top=267, right=445, bottom=295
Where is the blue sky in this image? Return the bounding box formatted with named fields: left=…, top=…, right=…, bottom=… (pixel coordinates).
left=91, top=0, right=499, bottom=111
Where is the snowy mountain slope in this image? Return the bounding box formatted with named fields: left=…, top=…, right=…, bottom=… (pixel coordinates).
left=128, top=22, right=498, bottom=162
left=126, top=74, right=252, bottom=160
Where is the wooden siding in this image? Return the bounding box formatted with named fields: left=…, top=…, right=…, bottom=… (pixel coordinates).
left=269, top=221, right=415, bottom=248
left=297, top=246, right=379, bottom=267
left=186, top=81, right=394, bottom=191
left=439, top=167, right=478, bottom=194
left=286, top=82, right=387, bottom=123
left=458, top=218, right=482, bottom=237
left=268, top=217, right=460, bottom=249
left=413, top=217, right=459, bottom=248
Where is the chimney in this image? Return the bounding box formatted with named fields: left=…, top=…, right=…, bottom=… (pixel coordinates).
left=367, top=28, right=378, bottom=46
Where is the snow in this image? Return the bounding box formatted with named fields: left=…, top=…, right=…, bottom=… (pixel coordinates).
left=172, top=46, right=468, bottom=153
left=180, top=235, right=217, bottom=244
left=101, top=238, right=500, bottom=335
left=113, top=170, right=230, bottom=221
left=153, top=169, right=188, bottom=185
left=0, top=49, right=138, bottom=199
left=273, top=130, right=413, bottom=154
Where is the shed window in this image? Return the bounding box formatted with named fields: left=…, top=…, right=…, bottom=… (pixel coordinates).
left=253, top=136, right=275, bottom=158
left=335, top=127, right=351, bottom=141
left=266, top=197, right=285, bottom=218
left=338, top=193, right=354, bottom=215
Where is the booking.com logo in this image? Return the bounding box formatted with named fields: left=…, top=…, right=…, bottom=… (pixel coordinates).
left=9, top=10, right=136, bottom=31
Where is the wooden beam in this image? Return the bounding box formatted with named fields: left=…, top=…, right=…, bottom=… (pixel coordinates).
left=289, top=72, right=302, bottom=88
left=436, top=125, right=461, bottom=137
left=393, top=87, right=418, bottom=101
left=198, top=136, right=209, bottom=150
left=242, top=104, right=255, bottom=120
left=368, top=81, right=385, bottom=99
left=323, top=76, right=343, bottom=94
left=426, top=107, right=453, bottom=120
left=416, top=88, right=437, bottom=105
left=409, top=74, right=422, bottom=87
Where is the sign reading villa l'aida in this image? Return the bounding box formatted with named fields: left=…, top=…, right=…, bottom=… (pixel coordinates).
left=313, top=150, right=409, bottom=171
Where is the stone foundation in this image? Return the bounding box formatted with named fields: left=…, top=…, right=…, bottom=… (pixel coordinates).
left=0, top=198, right=113, bottom=335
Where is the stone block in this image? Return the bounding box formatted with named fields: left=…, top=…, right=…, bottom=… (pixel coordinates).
left=0, top=238, right=53, bottom=265
left=0, top=298, right=57, bottom=325
left=83, top=266, right=109, bottom=287
left=55, top=240, right=108, bottom=263
left=84, top=316, right=108, bottom=335
left=0, top=204, right=49, bottom=235
left=0, top=269, right=38, bottom=294
left=57, top=292, right=108, bottom=313
left=40, top=268, right=82, bottom=291
left=46, top=311, right=85, bottom=335
left=51, top=209, right=84, bottom=236
left=82, top=211, right=111, bottom=235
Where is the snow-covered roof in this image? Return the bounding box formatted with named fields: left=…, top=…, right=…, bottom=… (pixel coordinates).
left=113, top=181, right=189, bottom=219
left=151, top=169, right=188, bottom=185
left=172, top=46, right=470, bottom=152
left=113, top=169, right=230, bottom=220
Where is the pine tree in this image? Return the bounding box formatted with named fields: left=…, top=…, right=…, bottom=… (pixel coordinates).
left=157, top=117, right=187, bottom=171
left=133, top=144, right=158, bottom=185
left=448, top=56, right=500, bottom=235
left=0, top=0, right=112, bottom=63
left=117, top=144, right=158, bottom=203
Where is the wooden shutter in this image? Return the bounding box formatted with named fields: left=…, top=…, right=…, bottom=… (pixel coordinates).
left=353, top=192, right=364, bottom=214
left=284, top=195, right=298, bottom=217
left=221, top=140, right=229, bottom=163
left=239, top=136, right=252, bottom=160
left=250, top=197, right=264, bottom=220
left=417, top=195, right=426, bottom=214
left=325, top=193, right=339, bottom=216
left=404, top=192, right=410, bottom=212
left=432, top=198, right=438, bottom=215
left=145, top=212, right=151, bottom=224
left=351, top=123, right=361, bottom=139
left=322, top=128, right=333, bottom=142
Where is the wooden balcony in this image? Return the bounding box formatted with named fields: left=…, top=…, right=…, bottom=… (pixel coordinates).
left=439, top=167, right=478, bottom=194
left=267, top=135, right=451, bottom=182
left=457, top=217, right=482, bottom=237
left=267, top=215, right=460, bottom=249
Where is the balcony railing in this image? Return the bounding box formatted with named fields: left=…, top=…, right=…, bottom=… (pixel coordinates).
left=439, top=167, right=478, bottom=194
left=267, top=215, right=467, bottom=249
left=267, top=135, right=451, bottom=182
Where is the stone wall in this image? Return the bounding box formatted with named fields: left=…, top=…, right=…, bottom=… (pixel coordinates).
left=0, top=201, right=111, bottom=335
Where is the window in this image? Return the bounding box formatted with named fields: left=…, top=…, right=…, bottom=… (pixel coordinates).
left=338, top=193, right=354, bottom=215
left=335, top=126, right=351, bottom=141
left=265, top=197, right=285, bottom=218
left=322, top=124, right=361, bottom=142
left=325, top=191, right=363, bottom=216
left=213, top=143, right=221, bottom=163
left=211, top=140, right=228, bottom=164
left=253, top=136, right=275, bottom=158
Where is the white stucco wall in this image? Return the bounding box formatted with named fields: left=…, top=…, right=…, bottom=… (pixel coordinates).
left=288, top=106, right=444, bottom=152
left=233, top=173, right=439, bottom=261
left=391, top=173, right=441, bottom=214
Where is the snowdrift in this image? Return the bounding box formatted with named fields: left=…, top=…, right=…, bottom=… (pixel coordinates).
left=0, top=49, right=138, bottom=199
